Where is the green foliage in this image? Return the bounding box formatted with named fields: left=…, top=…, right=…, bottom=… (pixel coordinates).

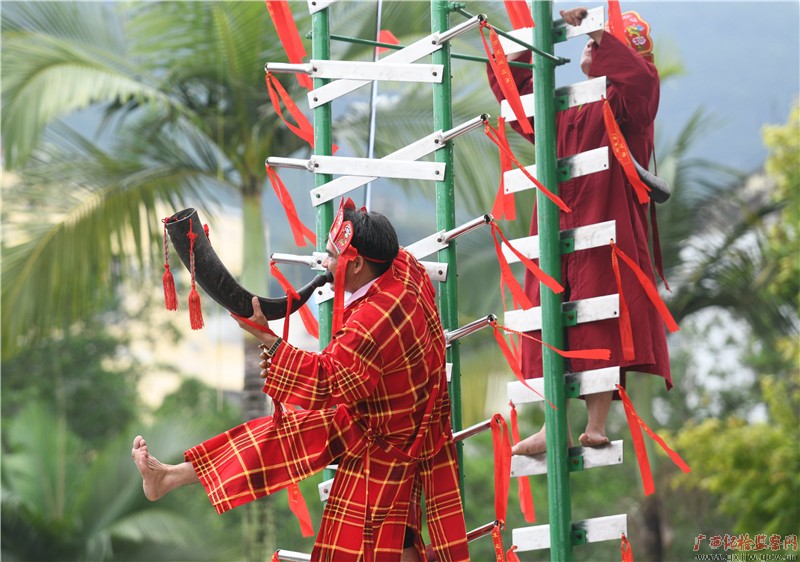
left=670, top=375, right=800, bottom=536
left=1, top=311, right=140, bottom=448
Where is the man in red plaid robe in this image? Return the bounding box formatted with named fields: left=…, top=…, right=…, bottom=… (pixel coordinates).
left=132, top=202, right=469, bottom=561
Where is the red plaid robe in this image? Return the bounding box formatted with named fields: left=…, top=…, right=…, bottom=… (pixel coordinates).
left=185, top=249, right=470, bottom=561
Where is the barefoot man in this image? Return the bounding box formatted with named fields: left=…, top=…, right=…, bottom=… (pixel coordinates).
left=486, top=7, right=672, bottom=454
left=133, top=200, right=469, bottom=561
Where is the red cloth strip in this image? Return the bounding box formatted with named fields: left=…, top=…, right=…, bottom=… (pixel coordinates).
left=376, top=29, right=400, bottom=54
left=621, top=533, right=635, bottom=562
left=490, top=415, right=511, bottom=524
left=491, top=324, right=554, bottom=407
left=265, top=164, right=316, bottom=247
left=287, top=481, right=315, bottom=537
left=229, top=313, right=278, bottom=336
left=270, top=551, right=280, bottom=562
left=610, top=242, right=679, bottom=333
left=617, top=384, right=691, bottom=496
left=602, top=98, right=651, bottom=204
left=491, top=521, right=506, bottom=562
left=610, top=243, right=636, bottom=361
left=270, top=261, right=320, bottom=340
left=607, top=1, right=628, bottom=44
left=494, top=320, right=611, bottom=361
left=492, top=222, right=564, bottom=295
left=507, top=545, right=521, bottom=562
left=480, top=21, right=533, bottom=136
left=491, top=117, right=516, bottom=221
left=265, top=1, right=313, bottom=90
left=510, top=402, right=536, bottom=522
left=484, top=122, right=571, bottom=213
left=491, top=224, right=534, bottom=311
left=504, top=0, right=535, bottom=29
left=265, top=72, right=315, bottom=149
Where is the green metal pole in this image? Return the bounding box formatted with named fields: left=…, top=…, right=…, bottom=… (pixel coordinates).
left=430, top=0, right=464, bottom=498
left=312, top=8, right=336, bottom=487
left=531, top=2, right=573, bottom=560
left=312, top=9, right=334, bottom=350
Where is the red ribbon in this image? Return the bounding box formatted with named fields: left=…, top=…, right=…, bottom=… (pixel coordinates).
left=287, top=481, right=315, bottom=537
left=610, top=241, right=679, bottom=333
left=602, top=98, right=651, bottom=204
left=607, top=1, right=628, bottom=44
left=331, top=247, right=356, bottom=334
left=265, top=164, right=316, bottom=248
left=491, top=221, right=564, bottom=297
left=265, top=72, right=316, bottom=149
left=490, top=415, right=512, bottom=524
left=621, top=533, right=635, bottom=562
left=265, top=1, right=313, bottom=90
left=493, top=320, right=611, bottom=362
left=491, top=521, right=506, bottom=562
left=507, top=545, right=521, bottom=562
left=484, top=121, right=571, bottom=213
left=617, top=384, right=691, bottom=496
left=270, top=551, right=280, bottom=562
left=610, top=243, right=636, bottom=361
left=504, top=0, right=535, bottom=29
left=510, top=401, right=536, bottom=522
left=491, top=117, right=516, bottom=221
left=376, top=29, right=400, bottom=54
left=480, top=21, right=533, bottom=136
left=270, top=261, right=320, bottom=339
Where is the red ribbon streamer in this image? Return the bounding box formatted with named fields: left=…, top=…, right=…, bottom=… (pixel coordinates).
left=491, top=323, right=553, bottom=407
left=602, top=98, right=651, bottom=204
left=621, top=533, right=635, bottom=562
left=484, top=121, right=571, bottom=213
left=270, top=551, right=280, bottom=562
left=610, top=243, right=636, bottom=361
left=491, top=117, right=516, bottom=221
left=270, top=261, right=320, bottom=339
left=376, top=29, right=400, bottom=54
left=607, top=1, right=628, bottom=44
left=287, top=481, right=315, bottom=537
left=265, top=1, right=313, bottom=90
left=490, top=415, right=512, bottom=524
left=617, top=384, right=691, bottom=496
left=507, top=545, right=521, bottom=562
left=480, top=21, right=534, bottom=136
left=510, top=402, right=536, bottom=523
left=493, top=320, right=611, bottom=361
left=504, top=0, right=535, bottom=29
left=491, top=221, right=564, bottom=296
left=265, top=72, right=315, bottom=149
left=265, top=164, right=316, bottom=248
left=491, top=521, right=506, bottom=562
left=610, top=241, right=679, bottom=333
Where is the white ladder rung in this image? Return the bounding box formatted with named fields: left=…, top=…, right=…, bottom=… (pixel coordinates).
left=503, top=294, right=619, bottom=333
left=507, top=366, right=620, bottom=405
left=499, top=6, right=604, bottom=56
left=502, top=220, right=615, bottom=262
left=512, top=514, right=627, bottom=552
left=503, top=147, right=609, bottom=194
left=501, top=77, right=606, bottom=122
left=511, top=440, right=623, bottom=477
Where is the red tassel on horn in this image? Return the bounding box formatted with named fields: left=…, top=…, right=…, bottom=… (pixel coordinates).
left=187, top=218, right=204, bottom=330
left=161, top=217, right=178, bottom=311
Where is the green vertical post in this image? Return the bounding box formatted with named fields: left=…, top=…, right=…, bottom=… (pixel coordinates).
left=312, top=9, right=334, bottom=350
left=531, top=2, right=573, bottom=560
left=312, top=8, right=336, bottom=487
left=430, top=0, right=464, bottom=496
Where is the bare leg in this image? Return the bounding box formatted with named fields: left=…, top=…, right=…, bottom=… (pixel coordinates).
left=579, top=391, right=612, bottom=447
left=131, top=435, right=199, bottom=500
left=512, top=403, right=573, bottom=455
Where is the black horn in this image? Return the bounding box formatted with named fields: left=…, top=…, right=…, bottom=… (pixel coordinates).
left=165, top=208, right=332, bottom=320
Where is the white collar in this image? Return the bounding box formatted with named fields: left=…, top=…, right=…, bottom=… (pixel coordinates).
left=344, top=278, right=377, bottom=307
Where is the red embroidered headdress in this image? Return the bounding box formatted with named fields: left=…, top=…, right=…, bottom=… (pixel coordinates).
left=328, top=198, right=359, bottom=333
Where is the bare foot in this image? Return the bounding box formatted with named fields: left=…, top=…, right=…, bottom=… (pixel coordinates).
left=512, top=428, right=574, bottom=455
left=578, top=432, right=610, bottom=448
left=131, top=435, right=170, bottom=501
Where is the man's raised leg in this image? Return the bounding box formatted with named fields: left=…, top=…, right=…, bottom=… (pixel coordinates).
left=131, top=435, right=199, bottom=500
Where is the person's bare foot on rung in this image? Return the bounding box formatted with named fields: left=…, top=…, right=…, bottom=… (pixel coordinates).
left=512, top=426, right=574, bottom=455
left=578, top=431, right=610, bottom=448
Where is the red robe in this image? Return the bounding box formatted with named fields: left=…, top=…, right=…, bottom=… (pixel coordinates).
left=185, top=249, right=470, bottom=561
left=488, top=32, right=671, bottom=388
